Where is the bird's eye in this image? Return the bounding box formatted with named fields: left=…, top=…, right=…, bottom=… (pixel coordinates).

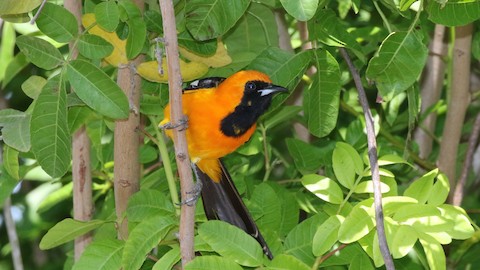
left=245, top=82, right=256, bottom=91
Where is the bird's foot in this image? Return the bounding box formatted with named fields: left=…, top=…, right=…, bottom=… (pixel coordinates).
left=179, top=180, right=202, bottom=206
left=160, top=117, right=189, bottom=131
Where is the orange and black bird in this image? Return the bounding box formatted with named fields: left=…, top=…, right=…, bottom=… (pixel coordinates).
left=161, top=70, right=287, bottom=259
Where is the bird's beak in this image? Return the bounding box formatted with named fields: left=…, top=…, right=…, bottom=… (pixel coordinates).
left=258, top=84, right=288, bottom=97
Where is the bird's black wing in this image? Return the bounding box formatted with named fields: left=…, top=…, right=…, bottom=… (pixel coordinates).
left=193, top=160, right=273, bottom=259
left=183, top=77, right=226, bottom=93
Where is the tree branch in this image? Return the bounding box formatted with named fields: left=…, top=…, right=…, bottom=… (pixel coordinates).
left=339, top=48, right=395, bottom=270
left=438, top=24, right=473, bottom=196
left=64, top=0, right=93, bottom=260
left=3, top=197, right=24, bottom=270
left=113, top=0, right=145, bottom=239
left=452, top=113, right=480, bottom=206
left=159, top=0, right=196, bottom=266
left=414, top=24, right=447, bottom=159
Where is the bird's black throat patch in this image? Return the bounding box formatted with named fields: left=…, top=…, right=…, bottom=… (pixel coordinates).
left=220, top=80, right=273, bottom=137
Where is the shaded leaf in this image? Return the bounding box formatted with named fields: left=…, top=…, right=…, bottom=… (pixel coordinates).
left=36, top=3, right=78, bottom=43
left=67, top=59, right=129, bottom=119
left=16, top=36, right=64, bottom=70
left=122, top=216, right=176, bottom=270
left=77, top=34, right=114, bottom=59
left=366, top=31, right=428, bottom=100
left=94, top=1, right=119, bottom=32
left=185, top=256, right=243, bottom=270
left=426, top=0, right=480, bottom=26
left=198, top=221, right=263, bottom=267
left=280, top=0, right=319, bottom=21
left=286, top=138, right=323, bottom=174
left=0, top=109, right=31, bottom=152
left=126, top=189, right=175, bottom=222
left=31, top=77, right=71, bottom=178
left=73, top=239, right=124, bottom=270
left=267, top=254, right=310, bottom=270
left=186, top=0, right=249, bottom=41
left=312, top=215, right=344, bottom=256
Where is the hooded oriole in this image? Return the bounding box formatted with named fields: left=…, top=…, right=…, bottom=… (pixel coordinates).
left=161, top=70, right=287, bottom=259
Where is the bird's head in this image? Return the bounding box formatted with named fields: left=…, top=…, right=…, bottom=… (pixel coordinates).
left=218, top=70, right=288, bottom=137
left=218, top=70, right=288, bottom=112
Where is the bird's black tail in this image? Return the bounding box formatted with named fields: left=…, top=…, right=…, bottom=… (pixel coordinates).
left=193, top=159, right=273, bottom=259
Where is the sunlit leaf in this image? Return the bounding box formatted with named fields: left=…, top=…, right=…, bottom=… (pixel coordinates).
left=426, top=0, right=480, bottom=26
left=94, top=1, right=119, bottom=32
left=40, top=218, right=107, bottom=250
left=312, top=215, right=344, bottom=256
left=302, top=174, right=344, bottom=204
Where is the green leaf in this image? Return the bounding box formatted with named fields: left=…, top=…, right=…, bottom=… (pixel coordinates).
left=302, top=174, right=344, bottom=204
left=312, top=215, right=344, bottom=256
left=31, top=77, right=71, bottom=178
left=308, top=9, right=365, bottom=62
left=286, top=138, right=323, bottom=174
left=37, top=182, right=73, bottom=214
left=68, top=106, right=95, bottom=134
left=275, top=187, right=300, bottom=236
left=338, top=200, right=375, bottom=243
left=0, top=165, right=18, bottom=204
left=126, top=189, right=175, bottom=222
left=426, top=0, right=480, bottom=26
left=348, top=253, right=374, bottom=270
left=16, top=36, right=64, bottom=70
left=66, top=59, right=129, bottom=119
left=152, top=246, right=181, bottom=270
left=419, top=236, right=445, bottom=270
left=304, top=49, right=341, bottom=138
left=223, top=3, right=278, bottom=56
left=185, top=256, right=243, bottom=270
left=438, top=205, right=474, bottom=239
left=390, top=225, right=417, bottom=258
left=198, top=221, right=263, bottom=267
left=250, top=48, right=310, bottom=114
left=264, top=106, right=302, bottom=130
left=186, top=0, right=249, bottom=41
left=40, top=218, right=107, bottom=250
left=427, top=173, right=449, bottom=206
left=144, top=10, right=163, bottom=34
left=284, top=213, right=328, bottom=265
left=3, top=52, right=29, bottom=88
left=249, top=183, right=281, bottom=233
left=122, top=216, right=175, bottom=270
left=404, top=169, right=438, bottom=204
left=36, top=3, right=78, bottom=43
left=178, top=32, right=217, bottom=56
left=94, top=1, right=120, bottom=32
left=377, top=154, right=412, bottom=167
left=3, top=145, right=19, bottom=180
left=353, top=180, right=390, bottom=194
left=77, top=34, right=114, bottom=59
left=21, top=75, right=46, bottom=99
left=332, top=142, right=363, bottom=189
left=73, top=239, right=124, bottom=270
left=0, top=0, right=41, bottom=15
left=0, top=109, right=31, bottom=152
left=366, top=31, right=428, bottom=100
left=117, top=0, right=146, bottom=59
left=280, top=0, right=319, bottom=21
left=0, top=22, right=15, bottom=83
left=267, top=254, right=310, bottom=270
left=381, top=196, right=418, bottom=216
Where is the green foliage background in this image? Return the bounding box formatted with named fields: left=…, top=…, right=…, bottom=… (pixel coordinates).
left=0, top=0, right=479, bottom=269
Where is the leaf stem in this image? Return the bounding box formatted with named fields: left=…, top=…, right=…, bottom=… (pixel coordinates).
left=373, top=1, right=392, bottom=33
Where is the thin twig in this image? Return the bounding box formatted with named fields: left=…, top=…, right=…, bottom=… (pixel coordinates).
left=4, top=198, right=24, bottom=270
left=30, top=0, right=48, bottom=24
left=159, top=0, right=196, bottom=266
left=339, top=48, right=395, bottom=270
left=312, top=243, right=348, bottom=269
left=452, top=113, right=480, bottom=206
